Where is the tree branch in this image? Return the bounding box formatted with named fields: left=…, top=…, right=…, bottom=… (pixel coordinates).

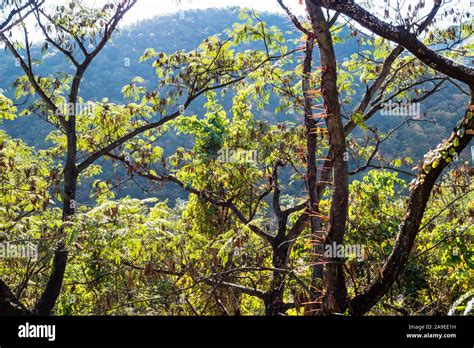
left=308, top=0, right=474, bottom=87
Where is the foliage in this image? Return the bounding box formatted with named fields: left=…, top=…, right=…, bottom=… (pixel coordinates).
left=0, top=5, right=471, bottom=317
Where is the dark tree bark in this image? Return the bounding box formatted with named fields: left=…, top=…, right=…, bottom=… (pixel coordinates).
left=34, top=137, right=76, bottom=315
left=264, top=239, right=291, bottom=316
left=278, top=0, right=327, bottom=310
left=306, top=1, right=349, bottom=314
left=301, top=29, right=326, bottom=287
left=0, top=279, right=31, bottom=316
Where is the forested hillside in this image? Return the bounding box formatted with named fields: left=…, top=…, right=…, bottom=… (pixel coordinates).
left=0, top=0, right=472, bottom=318
left=0, top=8, right=469, bottom=202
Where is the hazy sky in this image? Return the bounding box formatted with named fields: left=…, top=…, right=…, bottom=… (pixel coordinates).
left=5, top=0, right=473, bottom=26
left=110, top=0, right=304, bottom=24
left=118, top=0, right=472, bottom=25
left=4, top=0, right=472, bottom=41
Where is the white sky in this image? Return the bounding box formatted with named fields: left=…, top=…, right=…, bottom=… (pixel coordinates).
left=3, top=0, right=473, bottom=41
left=125, top=0, right=290, bottom=18
left=109, top=0, right=304, bottom=24
left=119, top=0, right=472, bottom=25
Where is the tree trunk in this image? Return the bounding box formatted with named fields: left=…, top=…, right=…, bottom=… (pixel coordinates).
left=306, top=1, right=349, bottom=314
left=301, top=32, right=326, bottom=289
left=0, top=279, right=31, bottom=316
left=35, top=124, right=78, bottom=315
left=265, top=232, right=290, bottom=316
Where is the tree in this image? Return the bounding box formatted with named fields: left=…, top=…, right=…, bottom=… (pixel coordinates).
left=0, top=0, right=141, bottom=315
left=104, top=5, right=468, bottom=316
left=0, top=2, right=292, bottom=315
left=98, top=11, right=308, bottom=316
left=296, top=0, right=473, bottom=315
